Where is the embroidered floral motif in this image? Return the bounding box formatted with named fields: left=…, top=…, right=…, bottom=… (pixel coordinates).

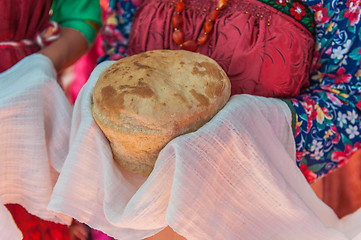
left=290, top=2, right=306, bottom=20
left=276, top=0, right=287, bottom=6
left=258, top=0, right=315, bottom=35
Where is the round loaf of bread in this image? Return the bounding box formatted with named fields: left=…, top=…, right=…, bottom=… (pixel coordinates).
left=92, top=50, right=231, bottom=177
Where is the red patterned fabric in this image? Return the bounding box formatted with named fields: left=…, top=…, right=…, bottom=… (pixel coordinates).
left=0, top=0, right=52, bottom=73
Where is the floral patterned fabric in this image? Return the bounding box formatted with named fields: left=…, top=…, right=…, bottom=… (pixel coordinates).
left=284, top=0, right=361, bottom=182
left=98, top=0, right=141, bottom=62
left=259, top=0, right=316, bottom=35
left=100, top=0, right=361, bottom=183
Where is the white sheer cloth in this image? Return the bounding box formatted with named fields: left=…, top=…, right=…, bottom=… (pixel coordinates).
left=0, top=202, right=22, bottom=240
left=48, top=61, right=361, bottom=240
left=0, top=54, right=73, bottom=239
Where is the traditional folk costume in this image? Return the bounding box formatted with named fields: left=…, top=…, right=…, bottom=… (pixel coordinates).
left=100, top=0, right=361, bottom=183
left=41, top=0, right=361, bottom=239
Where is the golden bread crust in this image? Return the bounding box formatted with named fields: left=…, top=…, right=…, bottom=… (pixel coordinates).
left=92, top=50, right=231, bottom=177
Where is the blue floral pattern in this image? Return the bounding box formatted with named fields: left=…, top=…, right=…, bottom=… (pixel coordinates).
left=284, top=0, right=361, bottom=182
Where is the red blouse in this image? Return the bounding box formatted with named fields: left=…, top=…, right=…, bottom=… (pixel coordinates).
left=129, top=0, right=314, bottom=97
left=0, top=0, right=52, bottom=73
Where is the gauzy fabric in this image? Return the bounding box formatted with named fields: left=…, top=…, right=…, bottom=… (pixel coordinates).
left=0, top=54, right=73, bottom=239
left=48, top=61, right=361, bottom=240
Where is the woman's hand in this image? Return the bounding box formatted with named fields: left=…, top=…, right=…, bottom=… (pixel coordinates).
left=38, top=27, right=88, bottom=73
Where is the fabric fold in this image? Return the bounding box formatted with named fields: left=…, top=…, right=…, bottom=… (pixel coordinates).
left=0, top=54, right=73, bottom=239
left=48, top=61, right=361, bottom=240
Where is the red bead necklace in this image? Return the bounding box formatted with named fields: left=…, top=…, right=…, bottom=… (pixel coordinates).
left=172, top=0, right=228, bottom=52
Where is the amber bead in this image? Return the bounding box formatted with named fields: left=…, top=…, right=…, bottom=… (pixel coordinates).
left=171, top=0, right=228, bottom=51
left=172, top=13, right=183, bottom=28
left=217, top=0, right=227, bottom=10
left=208, top=10, right=218, bottom=21
left=172, top=30, right=185, bottom=45
left=197, top=33, right=208, bottom=45
left=182, top=40, right=198, bottom=52
left=204, top=21, right=213, bottom=33
left=176, top=1, right=185, bottom=12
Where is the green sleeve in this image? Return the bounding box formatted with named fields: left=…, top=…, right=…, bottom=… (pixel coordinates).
left=282, top=99, right=297, bottom=136
left=50, top=0, right=102, bottom=45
